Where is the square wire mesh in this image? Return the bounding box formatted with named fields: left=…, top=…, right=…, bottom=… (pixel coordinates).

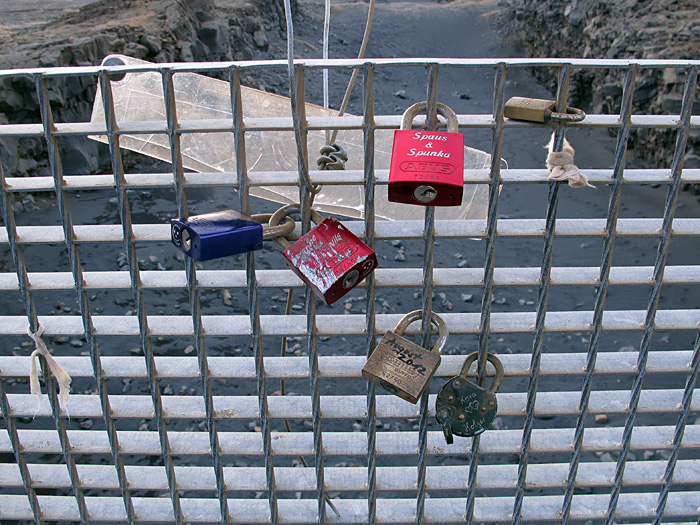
left=1, top=58, right=699, bottom=524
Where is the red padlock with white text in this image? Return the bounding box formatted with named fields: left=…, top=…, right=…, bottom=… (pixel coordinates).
left=389, top=102, right=464, bottom=206
left=270, top=205, right=378, bottom=306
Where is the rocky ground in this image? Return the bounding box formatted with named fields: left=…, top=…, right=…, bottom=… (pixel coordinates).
left=0, top=0, right=290, bottom=177
left=500, top=0, right=700, bottom=175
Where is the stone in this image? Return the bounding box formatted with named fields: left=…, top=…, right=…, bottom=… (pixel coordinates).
left=594, top=414, right=608, bottom=424
left=566, top=7, right=583, bottom=27
left=253, top=29, right=268, bottom=50
left=394, top=90, right=407, bottom=99
left=109, top=38, right=126, bottom=53
left=683, top=154, right=700, bottom=169
left=660, top=93, right=684, bottom=113
left=140, top=34, right=163, bottom=55
left=198, top=20, right=230, bottom=54
left=603, top=83, right=623, bottom=98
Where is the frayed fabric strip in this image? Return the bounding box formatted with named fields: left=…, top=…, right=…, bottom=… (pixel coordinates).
left=28, top=324, right=72, bottom=414
left=545, top=134, right=595, bottom=188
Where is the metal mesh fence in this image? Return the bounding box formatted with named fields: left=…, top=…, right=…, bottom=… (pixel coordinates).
left=1, top=58, right=699, bottom=523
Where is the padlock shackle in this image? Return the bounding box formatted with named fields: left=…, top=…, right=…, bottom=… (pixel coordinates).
left=393, top=310, right=448, bottom=355
left=459, top=352, right=504, bottom=393
left=268, top=204, right=325, bottom=250
left=251, top=213, right=295, bottom=241
left=400, top=101, right=459, bottom=134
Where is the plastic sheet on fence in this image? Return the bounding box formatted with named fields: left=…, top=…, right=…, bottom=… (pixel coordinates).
left=89, top=55, right=494, bottom=221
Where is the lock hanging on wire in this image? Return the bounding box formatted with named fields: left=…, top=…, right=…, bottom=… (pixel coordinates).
left=504, top=96, right=586, bottom=123
left=435, top=351, right=503, bottom=444
left=269, top=204, right=378, bottom=306
left=362, top=310, right=448, bottom=404
left=388, top=101, right=464, bottom=207
left=170, top=209, right=295, bottom=261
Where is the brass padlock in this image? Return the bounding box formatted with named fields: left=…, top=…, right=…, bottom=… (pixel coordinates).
left=362, top=310, right=448, bottom=404
left=504, top=96, right=585, bottom=123
left=435, top=352, right=503, bottom=444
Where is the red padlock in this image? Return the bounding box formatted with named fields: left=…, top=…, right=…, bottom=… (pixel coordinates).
left=270, top=205, right=378, bottom=306
left=388, top=102, right=464, bottom=206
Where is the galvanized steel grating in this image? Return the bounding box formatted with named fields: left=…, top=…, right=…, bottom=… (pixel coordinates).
left=0, top=57, right=699, bottom=524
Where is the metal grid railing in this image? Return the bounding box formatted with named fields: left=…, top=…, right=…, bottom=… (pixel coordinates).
left=1, top=57, right=699, bottom=524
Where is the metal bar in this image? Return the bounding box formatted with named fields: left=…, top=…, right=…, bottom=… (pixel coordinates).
left=98, top=69, right=184, bottom=524
left=3, top=264, right=700, bottom=292
left=362, top=62, right=379, bottom=525
left=38, top=72, right=137, bottom=523
left=512, top=63, right=571, bottom=524
left=0, top=145, right=42, bottom=525
left=3, top=308, right=700, bottom=337
left=289, top=60, right=326, bottom=523
left=4, top=167, right=700, bottom=193
left=13, top=74, right=92, bottom=525
left=654, top=330, right=700, bottom=524
left=561, top=64, right=638, bottom=525
left=5, top=216, right=700, bottom=245
left=3, top=425, right=699, bottom=457
left=2, top=350, right=696, bottom=381
left=1, top=492, right=699, bottom=523
left=5, top=112, right=700, bottom=140
left=7, top=387, right=697, bottom=420
left=3, top=460, right=700, bottom=492
left=161, top=66, right=231, bottom=524
left=466, top=61, right=507, bottom=524
left=233, top=64, right=279, bottom=524
left=605, top=64, right=699, bottom=525
left=3, top=57, right=698, bottom=79
left=417, top=63, right=439, bottom=525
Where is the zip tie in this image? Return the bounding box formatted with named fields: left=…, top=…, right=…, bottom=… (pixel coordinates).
left=28, top=324, right=72, bottom=414
left=545, top=133, right=595, bottom=188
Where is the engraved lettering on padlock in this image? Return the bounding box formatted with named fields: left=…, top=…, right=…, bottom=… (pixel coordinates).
left=388, top=102, right=464, bottom=207
left=435, top=352, right=503, bottom=444
left=362, top=311, right=448, bottom=404
left=269, top=204, right=378, bottom=306
left=170, top=209, right=294, bottom=261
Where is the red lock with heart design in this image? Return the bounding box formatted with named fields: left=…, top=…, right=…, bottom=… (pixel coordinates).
left=389, top=102, right=464, bottom=207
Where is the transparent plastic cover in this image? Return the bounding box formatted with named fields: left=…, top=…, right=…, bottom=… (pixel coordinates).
left=90, top=55, right=494, bottom=220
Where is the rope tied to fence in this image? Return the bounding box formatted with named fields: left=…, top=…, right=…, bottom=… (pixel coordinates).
left=545, top=133, right=595, bottom=188
left=317, top=143, right=348, bottom=170
left=28, top=324, right=72, bottom=412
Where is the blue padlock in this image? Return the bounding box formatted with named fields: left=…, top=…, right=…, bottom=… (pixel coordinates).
left=170, top=209, right=294, bottom=261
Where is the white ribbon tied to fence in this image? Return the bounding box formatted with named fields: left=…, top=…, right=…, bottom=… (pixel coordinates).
left=546, top=133, right=595, bottom=188
left=28, top=324, right=72, bottom=413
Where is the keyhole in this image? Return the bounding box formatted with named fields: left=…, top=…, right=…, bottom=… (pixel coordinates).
left=413, top=185, right=437, bottom=203
left=181, top=229, right=191, bottom=251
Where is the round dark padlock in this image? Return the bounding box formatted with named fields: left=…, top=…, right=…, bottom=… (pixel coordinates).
left=435, top=352, right=504, bottom=444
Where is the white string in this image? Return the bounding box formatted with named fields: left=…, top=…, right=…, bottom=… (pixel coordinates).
left=546, top=133, right=595, bottom=188
left=28, top=324, right=72, bottom=416
left=323, top=0, right=331, bottom=144
left=323, top=0, right=330, bottom=110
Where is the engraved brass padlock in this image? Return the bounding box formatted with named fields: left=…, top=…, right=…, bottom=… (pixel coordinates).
left=435, top=352, right=503, bottom=444
left=504, top=96, right=585, bottom=123
left=362, top=310, right=448, bottom=404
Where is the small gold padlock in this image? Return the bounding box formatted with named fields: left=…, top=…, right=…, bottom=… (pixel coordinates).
left=362, top=310, right=448, bottom=403
left=504, top=96, right=585, bottom=123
